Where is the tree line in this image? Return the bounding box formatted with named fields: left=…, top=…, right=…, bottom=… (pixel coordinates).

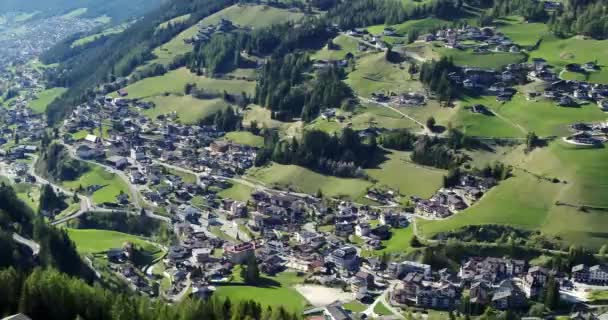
left=255, top=128, right=377, bottom=177
left=0, top=267, right=300, bottom=320
left=255, top=54, right=353, bottom=121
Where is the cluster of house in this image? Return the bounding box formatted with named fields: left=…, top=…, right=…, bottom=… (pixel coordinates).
left=420, top=25, right=521, bottom=53
left=565, top=121, right=608, bottom=146
left=412, top=174, right=496, bottom=219
left=105, top=243, right=156, bottom=295
left=534, top=76, right=608, bottom=108
left=370, top=91, right=427, bottom=107
left=0, top=105, right=45, bottom=161
left=184, top=18, right=236, bottom=45
left=571, top=264, right=608, bottom=286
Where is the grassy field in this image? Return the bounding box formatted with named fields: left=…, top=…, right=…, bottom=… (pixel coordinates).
left=417, top=142, right=608, bottom=249
left=29, top=87, right=67, bottom=114
left=311, top=35, right=360, bottom=61
left=218, top=180, right=255, bottom=201
left=62, top=163, right=130, bottom=204
left=434, top=46, right=526, bottom=69
left=529, top=34, right=608, bottom=83
left=66, top=228, right=161, bottom=256
left=215, top=267, right=309, bottom=313
left=343, top=301, right=367, bottom=313
left=374, top=302, right=394, bottom=316
left=367, top=18, right=448, bottom=36
left=496, top=17, right=548, bottom=47
left=224, top=131, right=264, bottom=147
left=373, top=226, right=415, bottom=257
left=457, top=93, right=607, bottom=137
left=71, top=23, right=128, bottom=47
left=149, top=4, right=304, bottom=66
left=157, top=14, right=191, bottom=30
left=365, top=149, right=445, bottom=199
left=452, top=96, right=526, bottom=138
left=247, top=163, right=373, bottom=201
left=114, top=68, right=255, bottom=99
left=346, top=52, right=421, bottom=97
left=242, top=105, right=304, bottom=139
left=14, top=183, right=40, bottom=212
left=141, top=95, right=230, bottom=124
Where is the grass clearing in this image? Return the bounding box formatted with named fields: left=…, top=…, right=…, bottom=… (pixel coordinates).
left=66, top=228, right=161, bottom=256
left=367, top=18, right=448, bottom=37
left=218, top=181, right=255, bottom=201
left=71, top=23, right=128, bottom=47
left=311, top=35, right=360, bottom=61
left=29, top=87, right=67, bottom=114
left=365, top=149, right=445, bottom=199
left=141, top=95, right=230, bottom=124
left=224, top=131, right=264, bottom=147
left=62, top=163, right=130, bottom=204
left=496, top=18, right=548, bottom=47
left=215, top=267, right=309, bottom=313
left=115, top=68, right=255, bottom=99
left=247, top=163, right=373, bottom=201
left=346, top=52, right=421, bottom=97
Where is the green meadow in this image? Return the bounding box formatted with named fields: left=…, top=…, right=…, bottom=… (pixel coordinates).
left=141, top=95, right=229, bottom=124
left=529, top=34, right=608, bottom=83
left=215, top=267, right=309, bottom=313
left=114, top=68, right=255, bottom=99
left=29, top=87, right=67, bottom=114
left=224, top=131, right=264, bottom=147
left=62, top=163, right=130, bottom=204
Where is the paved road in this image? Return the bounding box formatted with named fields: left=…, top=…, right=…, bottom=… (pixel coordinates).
left=62, top=143, right=143, bottom=209
left=363, top=282, right=404, bottom=319
left=12, top=233, right=41, bottom=256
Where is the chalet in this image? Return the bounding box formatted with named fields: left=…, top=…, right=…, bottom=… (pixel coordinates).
left=598, top=100, right=608, bottom=111
left=106, top=156, right=129, bottom=169
left=559, top=95, right=575, bottom=107
left=522, top=266, right=549, bottom=298
left=76, top=144, right=104, bottom=159
left=491, top=281, right=525, bottom=310
left=117, top=89, right=128, bottom=97
left=383, top=27, right=396, bottom=36
left=583, top=61, right=599, bottom=71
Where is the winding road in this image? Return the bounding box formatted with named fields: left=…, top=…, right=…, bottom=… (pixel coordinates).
left=12, top=233, right=41, bottom=256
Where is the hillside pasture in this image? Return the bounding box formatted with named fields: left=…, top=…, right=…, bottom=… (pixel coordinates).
left=62, top=163, right=130, bottom=204
left=346, top=52, right=421, bottom=97
left=114, top=67, right=255, bottom=99
left=141, top=95, right=229, bottom=124
left=529, top=34, right=608, bottom=84
left=29, top=87, right=67, bottom=114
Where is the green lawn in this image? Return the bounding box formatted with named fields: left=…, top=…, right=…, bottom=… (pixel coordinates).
left=29, top=88, right=67, bottom=114
left=529, top=34, right=608, bottom=84
left=141, top=95, right=230, bottom=124
left=114, top=68, right=255, bottom=99
left=15, top=183, right=40, bottom=212
left=224, top=131, right=264, bottom=147
left=166, top=167, right=197, bottom=184
left=374, top=302, right=394, bottom=316
left=496, top=17, right=549, bottom=47
left=365, top=149, right=445, bottom=199
left=343, top=301, right=367, bottom=313
left=215, top=267, right=309, bottom=313
left=373, top=226, right=415, bottom=257
left=589, top=290, right=608, bottom=301
left=66, top=229, right=161, bottom=256
left=247, top=163, right=373, bottom=201
left=346, top=52, right=422, bottom=97
left=62, top=163, right=130, bottom=204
